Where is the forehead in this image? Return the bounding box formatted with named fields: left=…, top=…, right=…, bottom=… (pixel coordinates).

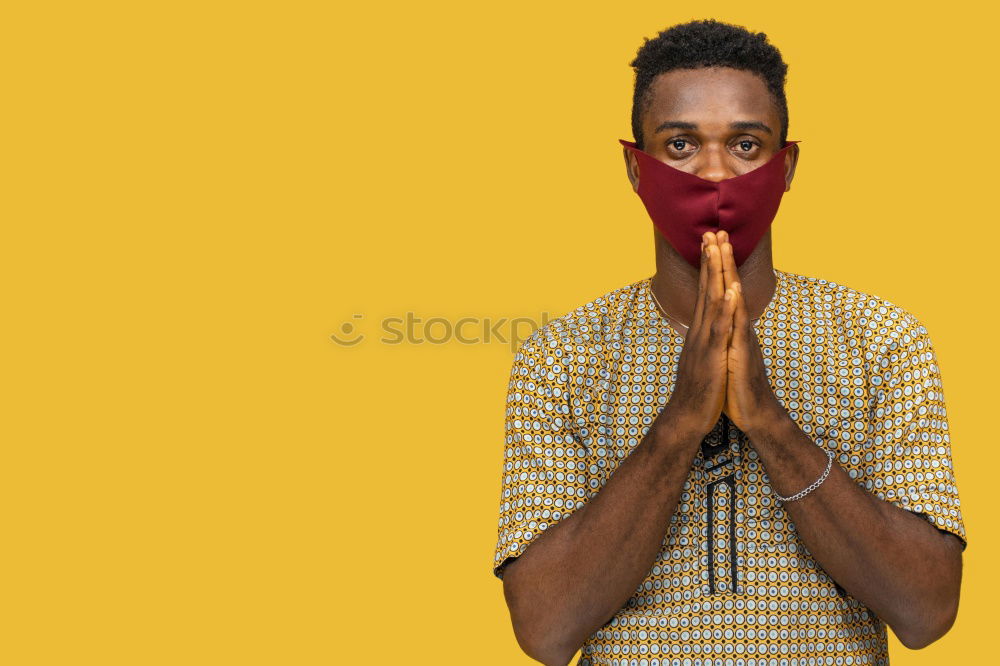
left=644, top=67, right=778, bottom=128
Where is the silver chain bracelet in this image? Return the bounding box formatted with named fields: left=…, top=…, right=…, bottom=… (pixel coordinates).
left=774, top=449, right=835, bottom=503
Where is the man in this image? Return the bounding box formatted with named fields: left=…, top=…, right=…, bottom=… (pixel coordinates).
left=491, top=19, right=967, bottom=666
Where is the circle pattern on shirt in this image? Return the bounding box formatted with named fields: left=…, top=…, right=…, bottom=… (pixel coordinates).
left=494, top=268, right=966, bottom=664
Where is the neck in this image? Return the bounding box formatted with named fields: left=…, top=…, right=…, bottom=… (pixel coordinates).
left=650, top=229, right=777, bottom=327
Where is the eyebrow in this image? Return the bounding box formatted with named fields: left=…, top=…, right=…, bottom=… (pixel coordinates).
left=653, top=120, right=773, bottom=135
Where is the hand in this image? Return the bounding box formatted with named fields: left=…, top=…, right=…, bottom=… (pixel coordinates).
left=663, top=231, right=740, bottom=439
left=713, top=230, right=786, bottom=436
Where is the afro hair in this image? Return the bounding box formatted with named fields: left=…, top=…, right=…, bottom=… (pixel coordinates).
left=629, top=19, right=789, bottom=150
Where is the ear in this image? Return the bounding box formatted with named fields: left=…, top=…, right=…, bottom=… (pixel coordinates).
left=624, top=148, right=640, bottom=193
left=783, top=143, right=799, bottom=192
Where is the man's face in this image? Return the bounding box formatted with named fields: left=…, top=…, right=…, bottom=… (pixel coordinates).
left=626, top=66, right=797, bottom=189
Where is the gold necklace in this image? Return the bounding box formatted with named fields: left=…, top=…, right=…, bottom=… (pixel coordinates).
left=648, top=281, right=689, bottom=333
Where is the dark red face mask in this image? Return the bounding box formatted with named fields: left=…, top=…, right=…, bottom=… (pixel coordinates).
left=619, top=138, right=800, bottom=269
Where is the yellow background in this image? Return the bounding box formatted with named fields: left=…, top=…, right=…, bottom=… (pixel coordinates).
left=1, top=1, right=994, bottom=663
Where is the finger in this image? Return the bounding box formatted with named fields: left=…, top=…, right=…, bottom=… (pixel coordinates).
left=692, top=234, right=709, bottom=328
left=723, top=284, right=738, bottom=346
left=706, top=232, right=724, bottom=302
left=731, top=279, right=748, bottom=349
left=720, top=233, right=739, bottom=297
left=711, top=280, right=736, bottom=348
left=706, top=231, right=731, bottom=344
left=704, top=233, right=726, bottom=334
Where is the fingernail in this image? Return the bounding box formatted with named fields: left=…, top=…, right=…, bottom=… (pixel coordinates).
left=725, top=289, right=733, bottom=301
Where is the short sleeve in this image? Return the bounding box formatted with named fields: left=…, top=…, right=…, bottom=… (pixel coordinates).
left=863, top=312, right=968, bottom=551
left=492, top=336, right=591, bottom=580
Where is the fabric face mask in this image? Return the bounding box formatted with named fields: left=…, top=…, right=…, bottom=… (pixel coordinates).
left=619, top=138, right=801, bottom=269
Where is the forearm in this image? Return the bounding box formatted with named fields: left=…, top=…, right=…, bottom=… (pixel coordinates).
left=503, top=404, right=702, bottom=665
left=746, top=410, right=962, bottom=649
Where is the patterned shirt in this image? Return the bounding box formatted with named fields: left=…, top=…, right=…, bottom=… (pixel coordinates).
left=492, top=267, right=968, bottom=666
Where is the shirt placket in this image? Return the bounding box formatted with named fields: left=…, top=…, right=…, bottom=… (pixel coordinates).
left=698, top=413, right=744, bottom=595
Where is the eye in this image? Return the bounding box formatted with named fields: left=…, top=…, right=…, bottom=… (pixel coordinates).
left=734, top=139, right=758, bottom=153
left=666, top=138, right=697, bottom=156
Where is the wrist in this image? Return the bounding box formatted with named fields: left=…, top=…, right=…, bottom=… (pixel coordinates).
left=652, top=402, right=706, bottom=448
left=744, top=401, right=792, bottom=441
left=646, top=418, right=703, bottom=480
